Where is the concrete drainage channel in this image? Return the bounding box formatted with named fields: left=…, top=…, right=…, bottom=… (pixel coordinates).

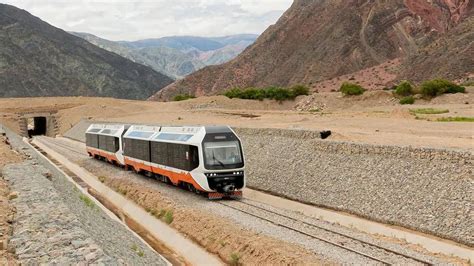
left=27, top=138, right=223, bottom=266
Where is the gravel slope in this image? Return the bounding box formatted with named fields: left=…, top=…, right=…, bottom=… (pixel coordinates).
left=1, top=125, right=167, bottom=265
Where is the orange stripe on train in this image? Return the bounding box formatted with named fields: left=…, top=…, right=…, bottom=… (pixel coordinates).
left=87, top=148, right=119, bottom=164
left=124, top=158, right=206, bottom=192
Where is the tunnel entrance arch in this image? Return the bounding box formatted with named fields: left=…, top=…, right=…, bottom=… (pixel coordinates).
left=18, top=112, right=59, bottom=138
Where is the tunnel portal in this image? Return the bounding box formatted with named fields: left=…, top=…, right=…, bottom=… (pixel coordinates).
left=28, top=117, right=47, bottom=137
left=18, top=112, right=58, bottom=138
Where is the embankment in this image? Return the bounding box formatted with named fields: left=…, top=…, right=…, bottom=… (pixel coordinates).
left=65, top=120, right=474, bottom=246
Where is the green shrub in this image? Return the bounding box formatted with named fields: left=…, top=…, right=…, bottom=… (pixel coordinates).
left=289, top=85, right=310, bottom=97
left=410, top=108, right=449, bottom=114
left=420, top=79, right=465, bottom=98
left=173, top=94, right=196, bottom=101
left=224, top=85, right=309, bottom=101
left=437, top=117, right=474, bottom=122
left=131, top=244, right=145, bottom=257
left=230, top=252, right=241, bottom=266
left=224, top=88, right=244, bottom=99
left=340, top=82, right=365, bottom=96
left=163, top=210, right=174, bottom=224
left=79, top=194, right=95, bottom=209
left=395, top=81, right=414, bottom=96
left=241, top=87, right=266, bottom=100
left=399, top=96, right=415, bottom=105
left=264, top=86, right=292, bottom=101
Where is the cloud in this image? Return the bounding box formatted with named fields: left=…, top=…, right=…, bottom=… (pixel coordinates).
left=1, top=0, right=293, bottom=40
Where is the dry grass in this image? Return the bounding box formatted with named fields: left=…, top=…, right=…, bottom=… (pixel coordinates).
left=410, top=108, right=449, bottom=115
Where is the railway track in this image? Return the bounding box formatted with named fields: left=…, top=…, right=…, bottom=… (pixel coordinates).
left=36, top=137, right=439, bottom=265
left=218, top=200, right=434, bottom=265
left=35, top=137, right=86, bottom=157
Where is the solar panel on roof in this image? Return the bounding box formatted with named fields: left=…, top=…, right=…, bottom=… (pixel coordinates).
left=155, top=133, right=193, bottom=142
left=88, top=128, right=101, bottom=133
left=127, top=131, right=154, bottom=139
left=101, top=129, right=118, bottom=135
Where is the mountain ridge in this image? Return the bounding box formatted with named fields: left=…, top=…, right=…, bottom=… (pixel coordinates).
left=0, top=4, right=174, bottom=99
left=150, top=0, right=473, bottom=101
left=73, top=32, right=258, bottom=79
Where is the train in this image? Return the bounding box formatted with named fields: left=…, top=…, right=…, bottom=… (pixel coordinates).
left=85, top=124, right=245, bottom=199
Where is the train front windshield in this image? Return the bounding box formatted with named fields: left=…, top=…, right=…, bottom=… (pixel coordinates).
left=203, top=141, right=243, bottom=170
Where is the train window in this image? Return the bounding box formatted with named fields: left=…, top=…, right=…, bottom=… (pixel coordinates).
left=189, top=146, right=199, bottom=170
left=203, top=141, right=243, bottom=170
left=150, top=141, right=168, bottom=166
left=86, top=133, right=99, bottom=148
left=149, top=141, right=200, bottom=171
left=124, top=138, right=150, bottom=161
left=106, top=136, right=116, bottom=152
left=98, top=135, right=107, bottom=151
left=114, top=137, right=119, bottom=152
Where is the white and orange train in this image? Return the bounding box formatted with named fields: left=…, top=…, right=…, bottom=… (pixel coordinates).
left=85, top=124, right=245, bottom=199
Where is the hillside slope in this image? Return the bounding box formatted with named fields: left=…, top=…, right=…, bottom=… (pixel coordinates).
left=401, top=15, right=474, bottom=82
left=0, top=4, right=174, bottom=99
left=74, top=33, right=258, bottom=79
left=151, top=0, right=473, bottom=101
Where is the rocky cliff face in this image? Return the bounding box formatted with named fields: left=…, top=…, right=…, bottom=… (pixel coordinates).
left=151, top=0, right=472, bottom=101
left=0, top=4, right=174, bottom=99
left=400, top=14, right=473, bottom=82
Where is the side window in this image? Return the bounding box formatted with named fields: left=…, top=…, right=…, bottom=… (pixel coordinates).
left=151, top=141, right=168, bottom=166
left=189, top=145, right=199, bottom=171
left=98, top=135, right=107, bottom=150
left=114, top=137, right=119, bottom=152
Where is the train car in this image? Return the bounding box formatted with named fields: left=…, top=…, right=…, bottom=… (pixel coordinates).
left=122, top=125, right=245, bottom=199
left=85, top=124, right=130, bottom=165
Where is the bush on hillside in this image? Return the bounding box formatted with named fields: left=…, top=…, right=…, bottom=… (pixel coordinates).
left=399, top=96, right=415, bottom=105
left=224, top=85, right=309, bottom=101
left=289, top=85, right=310, bottom=97
left=173, top=94, right=196, bottom=101
left=224, top=88, right=244, bottom=99
left=340, top=82, right=365, bottom=96
left=394, top=80, right=414, bottom=96
left=420, top=79, right=465, bottom=98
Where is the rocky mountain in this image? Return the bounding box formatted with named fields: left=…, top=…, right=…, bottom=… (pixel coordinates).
left=73, top=33, right=258, bottom=79
left=401, top=11, right=474, bottom=82
left=0, top=4, right=174, bottom=99
left=151, top=0, right=473, bottom=101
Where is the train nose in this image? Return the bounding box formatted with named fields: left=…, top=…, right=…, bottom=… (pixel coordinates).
left=223, top=184, right=235, bottom=193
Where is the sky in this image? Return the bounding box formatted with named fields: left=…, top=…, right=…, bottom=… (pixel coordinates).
left=1, top=0, right=293, bottom=41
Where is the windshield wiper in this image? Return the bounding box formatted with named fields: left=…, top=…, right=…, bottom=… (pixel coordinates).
left=212, top=150, right=225, bottom=167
